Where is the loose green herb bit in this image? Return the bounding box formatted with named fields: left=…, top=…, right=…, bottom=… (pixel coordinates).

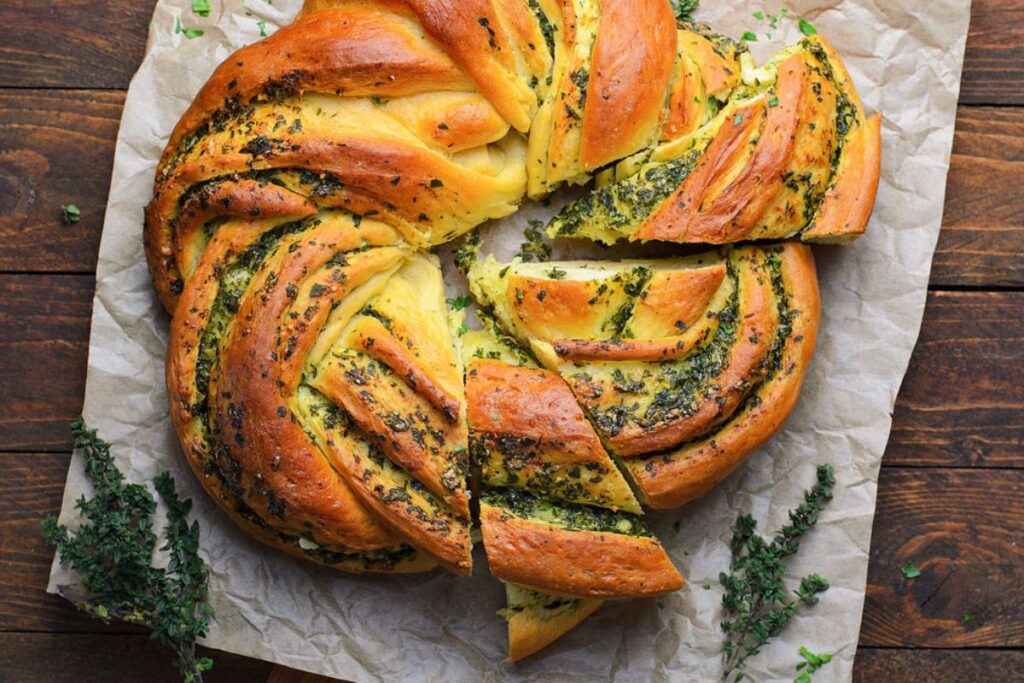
left=720, top=465, right=836, bottom=682
left=753, top=11, right=765, bottom=20
left=742, top=31, right=758, bottom=42
left=447, top=295, right=472, bottom=311
left=799, top=18, right=818, bottom=36
left=191, top=0, right=211, bottom=17
left=900, top=563, right=921, bottom=579
left=962, top=613, right=975, bottom=623
left=61, top=204, right=81, bottom=225
left=670, top=0, right=699, bottom=22
left=794, top=646, right=832, bottom=682
left=175, top=18, right=205, bottom=39
left=768, top=96, right=780, bottom=107
left=42, top=419, right=214, bottom=683
left=515, top=220, right=552, bottom=262
left=257, top=19, right=268, bottom=37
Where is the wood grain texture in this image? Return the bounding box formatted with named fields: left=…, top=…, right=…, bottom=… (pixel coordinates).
left=933, top=106, right=1024, bottom=288
left=0, top=1, right=156, bottom=89
left=855, top=648, right=1024, bottom=681
left=0, top=452, right=115, bottom=633
left=0, top=633, right=271, bottom=683
left=0, top=275, right=93, bottom=453
left=860, top=468, right=1024, bottom=648
left=960, top=0, right=1024, bottom=105
left=0, top=90, right=125, bottom=274
left=885, top=291, right=1024, bottom=468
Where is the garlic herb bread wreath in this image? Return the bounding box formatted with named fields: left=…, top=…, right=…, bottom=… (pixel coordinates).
left=145, top=0, right=880, bottom=661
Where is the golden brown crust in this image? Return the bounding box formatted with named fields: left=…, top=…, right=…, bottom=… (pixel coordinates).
left=637, top=54, right=806, bottom=243
left=608, top=250, right=777, bottom=456
left=467, top=360, right=603, bottom=443
left=480, top=503, right=684, bottom=599
left=164, top=6, right=473, bottom=165
left=579, top=0, right=676, bottom=170
left=625, top=244, right=820, bottom=508
left=803, top=113, right=882, bottom=243
left=466, top=359, right=639, bottom=512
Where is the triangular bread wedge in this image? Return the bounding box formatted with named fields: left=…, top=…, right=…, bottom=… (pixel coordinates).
left=501, top=583, right=603, bottom=662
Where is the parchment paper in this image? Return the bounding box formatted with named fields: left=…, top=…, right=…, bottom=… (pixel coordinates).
left=49, top=1, right=972, bottom=680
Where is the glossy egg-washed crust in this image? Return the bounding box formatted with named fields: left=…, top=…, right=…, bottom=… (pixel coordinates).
left=465, top=242, right=820, bottom=509
left=467, top=360, right=683, bottom=599
left=146, top=0, right=870, bottom=659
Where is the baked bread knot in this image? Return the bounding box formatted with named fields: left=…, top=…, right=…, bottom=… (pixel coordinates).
left=144, top=0, right=879, bottom=661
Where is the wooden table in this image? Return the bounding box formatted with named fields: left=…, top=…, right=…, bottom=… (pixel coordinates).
left=1, top=2, right=1021, bottom=681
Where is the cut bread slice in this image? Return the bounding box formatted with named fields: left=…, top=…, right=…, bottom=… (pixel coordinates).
left=501, top=583, right=603, bottom=662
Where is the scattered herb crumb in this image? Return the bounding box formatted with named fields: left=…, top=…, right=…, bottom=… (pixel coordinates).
left=900, top=563, right=921, bottom=579
left=61, top=204, right=81, bottom=225
left=257, top=20, right=267, bottom=37
left=669, top=0, right=699, bottom=22
left=703, top=583, right=711, bottom=590
left=962, top=613, right=975, bottom=624
left=799, top=18, right=818, bottom=36
left=514, top=220, right=551, bottom=263
left=191, top=0, right=211, bottom=17
left=447, top=295, right=472, bottom=311
left=742, top=31, right=758, bottom=42
left=175, top=17, right=204, bottom=39
left=794, top=646, right=832, bottom=682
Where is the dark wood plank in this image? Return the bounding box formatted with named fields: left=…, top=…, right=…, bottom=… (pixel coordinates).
left=0, top=633, right=271, bottom=683
left=0, top=0, right=1019, bottom=105
left=861, top=468, right=1024, bottom=648
left=885, top=291, right=1024, bottom=468
left=0, top=90, right=125, bottom=274
left=933, top=106, right=1024, bottom=288
left=854, top=648, right=1024, bottom=681
left=0, top=451, right=115, bottom=633
left=0, top=1, right=156, bottom=89
left=960, top=0, right=1024, bottom=105
left=0, top=275, right=93, bottom=453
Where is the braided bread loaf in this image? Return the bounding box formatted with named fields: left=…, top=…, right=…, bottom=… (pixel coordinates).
left=145, top=0, right=878, bottom=661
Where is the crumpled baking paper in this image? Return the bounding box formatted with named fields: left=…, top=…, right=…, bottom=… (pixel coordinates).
left=48, top=1, right=972, bottom=680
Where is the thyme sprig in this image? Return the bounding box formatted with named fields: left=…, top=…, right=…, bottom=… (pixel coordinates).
left=720, top=464, right=836, bottom=681
left=42, top=419, right=214, bottom=683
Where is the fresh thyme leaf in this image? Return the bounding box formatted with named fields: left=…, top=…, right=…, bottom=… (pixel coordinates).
left=768, top=96, right=780, bottom=107
left=796, top=645, right=832, bottom=677
left=175, top=18, right=205, bottom=39
left=515, top=220, right=552, bottom=263
left=42, top=419, right=213, bottom=683
left=753, top=11, right=765, bottom=20
left=447, top=295, right=473, bottom=311
left=742, top=31, right=758, bottom=42
left=719, top=464, right=836, bottom=681
left=798, top=18, right=818, bottom=36
left=61, top=204, right=81, bottom=225
left=669, top=0, right=699, bottom=22
left=900, top=563, right=921, bottom=579
left=191, top=0, right=211, bottom=17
